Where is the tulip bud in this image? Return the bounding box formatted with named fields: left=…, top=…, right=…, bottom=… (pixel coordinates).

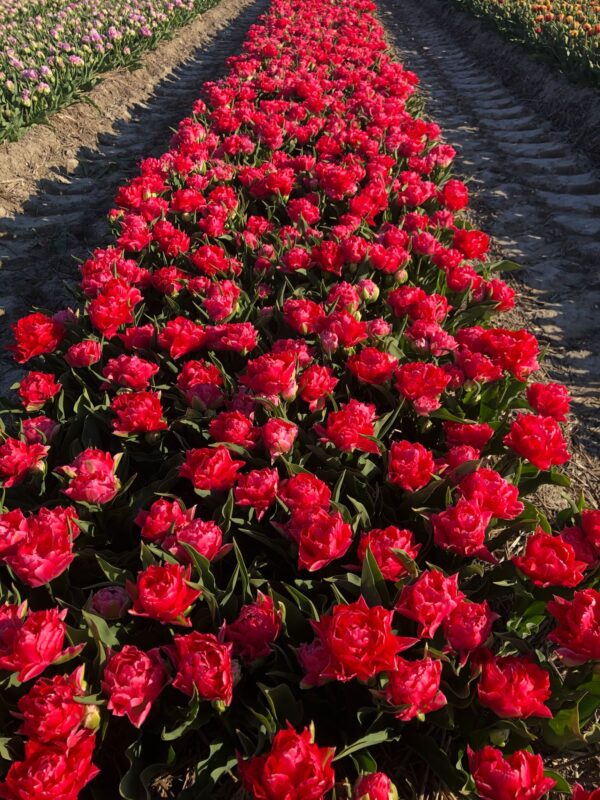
left=353, top=772, right=398, bottom=800
left=357, top=278, right=379, bottom=303
left=262, top=418, right=298, bottom=459
left=90, top=586, right=130, bottom=619
left=368, top=318, right=391, bottom=337
left=212, top=699, right=228, bottom=714
left=281, top=381, right=298, bottom=403
left=320, top=330, right=339, bottom=355
left=83, top=704, right=101, bottom=732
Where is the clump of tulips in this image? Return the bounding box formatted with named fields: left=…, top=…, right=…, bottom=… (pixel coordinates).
left=0, top=0, right=598, bottom=796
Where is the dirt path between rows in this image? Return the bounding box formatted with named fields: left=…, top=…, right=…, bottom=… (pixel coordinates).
left=0, top=0, right=265, bottom=392
left=379, top=0, right=600, bottom=502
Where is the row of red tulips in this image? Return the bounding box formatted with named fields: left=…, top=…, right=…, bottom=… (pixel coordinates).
left=1, top=0, right=599, bottom=797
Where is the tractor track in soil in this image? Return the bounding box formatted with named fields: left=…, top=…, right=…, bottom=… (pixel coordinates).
left=0, top=0, right=267, bottom=392
left=379, top=0, right=600, bottom=501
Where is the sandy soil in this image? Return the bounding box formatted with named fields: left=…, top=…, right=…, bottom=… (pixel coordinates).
left=0, top=0, right=266, bottom=391
left=379, top=0, right=600, bottom=503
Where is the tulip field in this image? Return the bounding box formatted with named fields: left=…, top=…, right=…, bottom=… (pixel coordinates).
left=1, top=0, right=599, bottom=798
left=0, top=0, right=219, bottom=141
left=452, top=0, right=600, bottom=83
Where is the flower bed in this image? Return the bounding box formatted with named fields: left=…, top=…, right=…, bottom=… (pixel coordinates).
left=450, top=0, right=600, bottom=85
left=1, top=0, right=600, bottom=797
left=0, top=0, right=219, bottom=142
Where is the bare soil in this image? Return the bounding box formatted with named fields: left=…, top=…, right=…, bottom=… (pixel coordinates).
left=379, top=0, right=600, bottom=504
left=0, top=0, right=266, bottom=391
